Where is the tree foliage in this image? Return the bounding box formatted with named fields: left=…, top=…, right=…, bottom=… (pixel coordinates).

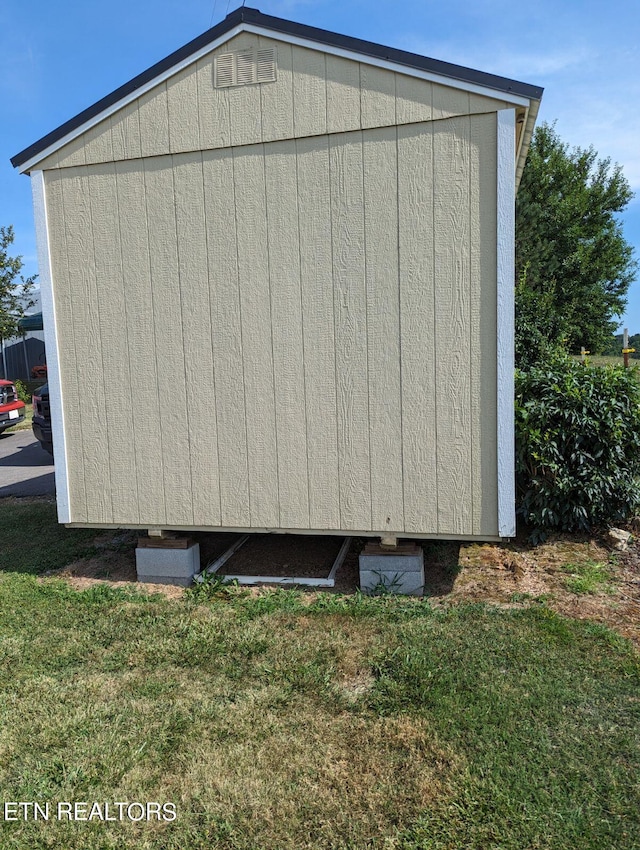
left=0, top=225, right=36, bottom=342
left=515, top=124, right=637, bottom=366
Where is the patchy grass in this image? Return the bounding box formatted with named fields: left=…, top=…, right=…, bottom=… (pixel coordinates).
left=562, top=559, right=614, bottom=594
left=1, top=499, right=639, bottom=848
left=457, top=533, right=640, bottom=647
left=0, top=576, right=638, bottom=849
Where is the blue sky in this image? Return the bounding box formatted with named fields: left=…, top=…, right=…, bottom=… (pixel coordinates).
left=2, top=0, right=640, bottom=333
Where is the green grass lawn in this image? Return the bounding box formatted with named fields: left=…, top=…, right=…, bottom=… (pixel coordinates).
left=0, top=500, right=639, bottom=849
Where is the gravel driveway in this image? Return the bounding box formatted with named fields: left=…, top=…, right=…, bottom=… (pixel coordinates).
left=0, top=429, right=55, bottom=497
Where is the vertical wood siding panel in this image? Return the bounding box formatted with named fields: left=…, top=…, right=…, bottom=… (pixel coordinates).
left=432, top=84, right=470, bottom=120
left=202, top=148, right=250, bottom=526
left=233, top=145, right=279, bottom=526
left=139, top=83, right=170, bottom=157
left=196, top=56, right=231, bottom=149
left=61, top=169, right=112, bottom=522
left=360, top=65, right=395, bottom=129
left=57, top=135, right=86, bottom=169
left=87, top=164, right=139, bottom=523
left=469, top=114, right=482, bottom=536
left=260, top=40, right=294, bottom=140
left=83, top=119, right=114, bottom=164
left=469, top=94, right=507, bottom=114
left=433, top=117, right=472, bottom=534
left=143, top=156, right=194, bottom=526
left=478, top=112, right=499, bottom=534
left=110, top=101, right=142, bottom=160
left=35, top=150, right=60, bottom=171
left=330, top=131, right=371, bottom=530
left=228, top=85, right=262, bottom=147
left=364, top=126, right=404, bottom=532
left=174, top=151, right=221, bottom=526
left=296, top=136, right=340, bottom=529
left=326, top=55, right=361, bottom=133
left=397, top=123, right=437, bottom=533
left=292, top=47, right=327, bottom=138
left=44, top=171, right=87, bottom=521
left=395, top=75, right=433, bottom=124
left=116, top=161, right=166, bottom=526
left=469, top=114, right=499, bottom=535
left=167, top=66, right=200, bottom=153
left=229, top=34, right=262, bottom=147
left=265, top=140, right=310, bottom=528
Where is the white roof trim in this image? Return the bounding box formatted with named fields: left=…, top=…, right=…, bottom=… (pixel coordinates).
left=242, top=24, right=530, bottom=106
left=19, top=21, right=531, bottom=174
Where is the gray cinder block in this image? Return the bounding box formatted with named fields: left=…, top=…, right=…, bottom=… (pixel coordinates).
left=359, top=545, right=425, bottom=596
left=136, top=542, right=200, bottom=585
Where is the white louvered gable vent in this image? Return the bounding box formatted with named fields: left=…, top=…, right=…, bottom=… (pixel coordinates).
left=215, top=47, right=277, bottom=88
left=257, top=48, right=277, bottom=82
left=215, top=53, right=234, bottom=88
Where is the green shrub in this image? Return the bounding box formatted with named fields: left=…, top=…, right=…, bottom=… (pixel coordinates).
left=14, top=379, right=31, bottom=404
left=515, top=352, right=640, bottom=538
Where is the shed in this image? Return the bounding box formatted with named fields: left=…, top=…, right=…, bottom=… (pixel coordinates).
left=12, top=6, right=542, bottom=546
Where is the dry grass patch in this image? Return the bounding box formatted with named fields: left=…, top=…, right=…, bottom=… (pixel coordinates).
left=181, top=706, right=456, bottom=849
left=454, top=532, right=640, bottom=647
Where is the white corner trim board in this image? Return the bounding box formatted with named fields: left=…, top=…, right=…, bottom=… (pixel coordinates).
left=496, top=109, right=516, bottom=538
left=31, top=170, right=71, bottom=523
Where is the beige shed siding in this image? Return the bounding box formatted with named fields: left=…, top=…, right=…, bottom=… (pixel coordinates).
left=265, top=140, right=310, bottom=529
left=44, top=112, right=499, bottom=535
left=37, top=34, right=510, bottom=171
left=397, top=123, right=437, bottom=533
left=201, top=149, right=250, bottom=527
left=143, top=158, right=194, bottom=527
left=296, top=135, right=340, bottom=529
left=87, top=163, right=139, bottom=525
left=364, top=126, right=404, bottom=532
left=58, top=168, right=112, bottom=522
left=433, top=119, right=472, bottom=535
left=44, top=170, right=87, bottom=521
left=232, top=144, right=280, bottom=527
left=111, top=100, right=143, bottom=160
left=330, top=131, right=371, bottom=531
left=173, top=152, right=222, bottom=526
left=114, top=160, right=166, bottom=526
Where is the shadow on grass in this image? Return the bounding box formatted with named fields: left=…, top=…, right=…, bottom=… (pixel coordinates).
left=0, top=497, right=97, bottom=575
left=420, top=541, right=461, bottom=597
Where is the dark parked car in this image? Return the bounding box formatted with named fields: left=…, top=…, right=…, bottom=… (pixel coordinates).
left=32, top=383, right=53, bottom=455
left=0, top=380, right=25, bottom=434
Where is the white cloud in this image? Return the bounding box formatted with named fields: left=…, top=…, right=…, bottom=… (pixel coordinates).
left=539, top=80, right=640, bottom=192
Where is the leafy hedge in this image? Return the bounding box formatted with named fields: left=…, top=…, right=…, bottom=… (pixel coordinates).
left=515, top=353, right=640, bottom=537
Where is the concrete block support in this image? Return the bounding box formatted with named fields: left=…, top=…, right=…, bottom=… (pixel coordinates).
left=136, top=542, right=200, bottom=586
left=359, top=542, right=424, bottom=596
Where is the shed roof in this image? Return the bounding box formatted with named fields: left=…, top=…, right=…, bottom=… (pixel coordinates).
left=11, top=5, right=543, bottom=173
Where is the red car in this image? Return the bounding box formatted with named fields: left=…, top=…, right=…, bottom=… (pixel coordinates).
left=0, top=380, right=25, bottom=434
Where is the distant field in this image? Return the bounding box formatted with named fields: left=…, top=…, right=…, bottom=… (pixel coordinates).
left=573, top=354, right=638, bottom=368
